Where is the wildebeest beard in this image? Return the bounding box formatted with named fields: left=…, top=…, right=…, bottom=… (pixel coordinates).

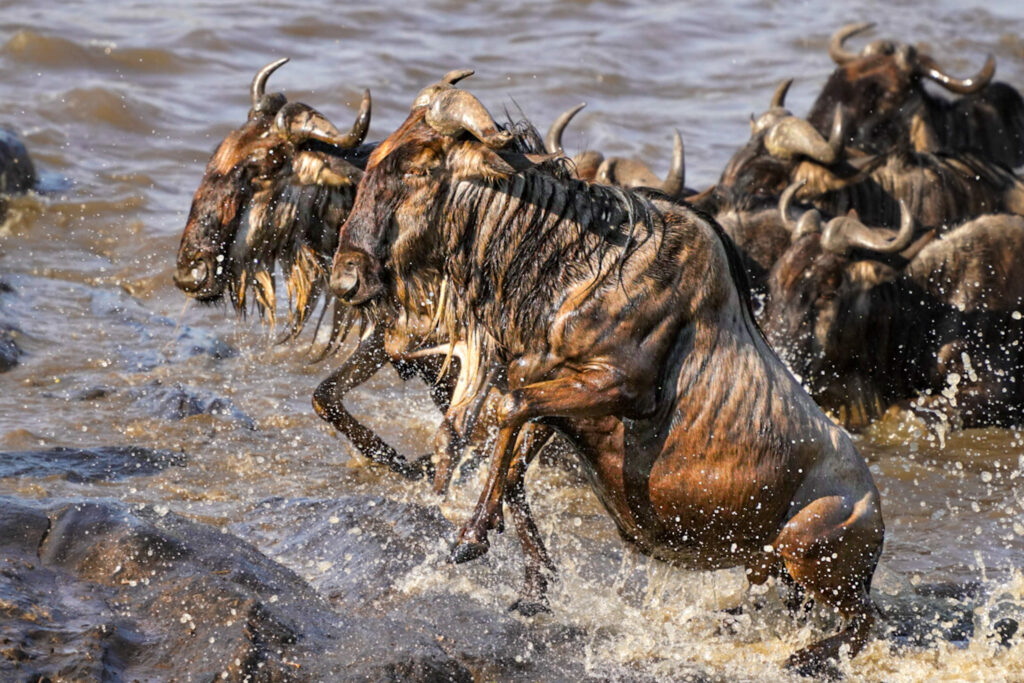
left=222, top=164, right=361, bottom=350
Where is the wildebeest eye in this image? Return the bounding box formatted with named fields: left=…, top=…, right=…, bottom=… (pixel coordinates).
left=402, top=168, right=430, bottom=180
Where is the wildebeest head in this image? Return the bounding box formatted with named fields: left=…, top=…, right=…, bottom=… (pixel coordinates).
left=544, top=102, right=688, bottom=197
left=808, top=23, right=997, bottom=156
left=764, top=184, right=917, bottom=411
left=175, top=58, right=370, bottom=330
left=331, top=70, right=559, bottom=307
left=715, top=80, right=848, bottom=212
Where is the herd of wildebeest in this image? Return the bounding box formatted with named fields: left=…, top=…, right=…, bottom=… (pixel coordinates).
left=4, top=22, right=1021, bottom=675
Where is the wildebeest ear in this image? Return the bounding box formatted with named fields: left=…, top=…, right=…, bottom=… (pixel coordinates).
left=449, top=143, right=554, bottom=180
left=845, top=260, right=897, bottom=289
left=293, top=150, right=363, bottom=186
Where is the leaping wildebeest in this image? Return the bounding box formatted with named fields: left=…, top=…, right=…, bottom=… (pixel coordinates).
left=330, top=71, right=885, bottom=673
left=174, top=63, right=562, bottom=611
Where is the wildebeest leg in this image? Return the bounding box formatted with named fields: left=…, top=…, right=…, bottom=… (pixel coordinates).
left=432, top=370, right=500, bottom=495
left=771, top=491, right=883, bottom=676
left=451, top=367, right=633, bottom=563
left=312, top=325, right=432, bottom=480
left=505, top=424, right=558, bottom=616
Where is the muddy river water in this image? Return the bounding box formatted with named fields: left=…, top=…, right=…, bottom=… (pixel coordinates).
left=2, top=1, right=1024, bottom=680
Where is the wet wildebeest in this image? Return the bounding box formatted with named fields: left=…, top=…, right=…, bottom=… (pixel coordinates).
left=809, top=23, right=1024, bottom=167
left=330, top=72, right=884, bottom=672
left=765, top=186, right=1024, bottom=430
left=173, top=59, right=460, bottom=479
left=174, top=64, right=561, bottom=610
left=544, top=102, right=690, bottom=198
left=705, top=80, right=1024, bottom=294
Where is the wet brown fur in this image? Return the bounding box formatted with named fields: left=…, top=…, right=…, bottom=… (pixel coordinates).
left=765, top=214, right=1024, bottom=430
left=334, top=106, right=884, bottom=670
left=808, top=51, right=1024, bottom=167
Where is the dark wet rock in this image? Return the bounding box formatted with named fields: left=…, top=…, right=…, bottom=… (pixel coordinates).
left=990, top=617, right=1018, bottom=647
left=0, top=445, right=185, bottom=481
left=0, top=280, right=20, bottom=372
left=128, top=379, right=256, bottom=428
left=0, top=497, right=472, bottom=682
left=0, top=125, right=37, bottom=195
left=0, top=322, right=18, bottom=372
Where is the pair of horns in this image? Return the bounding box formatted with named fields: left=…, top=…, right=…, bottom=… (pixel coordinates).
left=546, top=103, right=685, bottom=195
left=780, top=180, right=915, bottom=255
left=251, top=58, right=371, bottom=148
left=829, top=23, right=995, bottom=94
left=765, top=104, right=846, bottom=164
left=415, top=70, right=513, bottom=148
left=596, top=131, right=686, bottom=196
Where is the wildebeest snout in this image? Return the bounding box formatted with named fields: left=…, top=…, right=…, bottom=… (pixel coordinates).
left=173, top=253, right=223, bottom=300
left=330, top=250, right=382, bottom=305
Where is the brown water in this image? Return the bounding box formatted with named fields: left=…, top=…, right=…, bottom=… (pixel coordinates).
left=2, top=1, right=1024, bottom=680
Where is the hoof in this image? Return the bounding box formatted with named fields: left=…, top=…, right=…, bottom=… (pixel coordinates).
left=448, top=540, right=489, bottom=565
left=509, top=598, right=550, bottom=617
left=785, top=651, right=842, bottom=681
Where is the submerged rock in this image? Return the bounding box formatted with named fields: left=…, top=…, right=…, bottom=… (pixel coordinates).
left=128, top=379, right=256, bottom=428
left=0, top=445, right=185, bottom=481
left=0, top=322, right=18, bottom=372
left=0, top=497, right=471, bottom=682
left=0, top=280, right=20, bottom=372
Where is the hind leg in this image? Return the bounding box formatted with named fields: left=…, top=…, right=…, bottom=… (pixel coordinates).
left=771, top=491, right=883, bottom=675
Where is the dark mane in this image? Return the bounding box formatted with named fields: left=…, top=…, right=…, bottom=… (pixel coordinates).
left=439, top=168, right=676, bottom=355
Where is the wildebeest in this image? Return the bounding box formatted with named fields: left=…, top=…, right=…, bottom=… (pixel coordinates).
left=173, top=59, right=458, bottom=479
left=706, top=81, right=1024, bottom=293
left=174, top=64, right=561, bottom=611
left=174, top=57, right=370, bottom=335
left=808, top=22, right=1024, bottom=167
left=765, top=187, right=1024, bottom=430
left=544, top=102, right=689, bottom=197
left=331, top=72, right=884, bottom=672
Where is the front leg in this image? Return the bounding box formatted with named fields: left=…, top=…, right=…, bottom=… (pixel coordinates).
left=505, top=424, right=558, bottom=616
left=312, top=324, right=432, bottom=480
left=451, top=364, right=634, bottom=563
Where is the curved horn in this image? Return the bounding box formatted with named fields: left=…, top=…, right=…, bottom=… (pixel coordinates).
left=829, top=23, right=875, bottom=65
left=335, top=89, right=372, bottom=147
left=779, top=180, right=804, bottom=232
left=545, top=102, right=586, bottom=154
left=661, top=130, right=685, bottom=196
left=274, top=102, right=353, bottom=147
left=251, top=58, right=289, bottom=108
left=423, top=88, right=512, bottom=148
left=595, top=158, right=616, bottom=185
left=442, top=69, right=475, bottom=86
left=765, top=116, right=838, bottom=163
left=779, top=180, right=824, bottom=239
left=823, top=200, right=915, bottom=254
left=919, top=53, right=996, bottom=94
left=771, top=78, right=793, bottom=109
